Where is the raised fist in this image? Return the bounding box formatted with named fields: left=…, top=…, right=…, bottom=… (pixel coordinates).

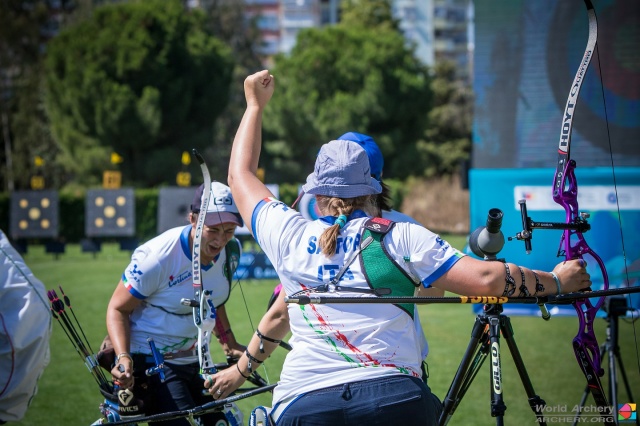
left=244, top=70, right=274, bottom=109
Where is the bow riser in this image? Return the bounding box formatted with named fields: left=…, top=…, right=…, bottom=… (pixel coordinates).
left=198, top=291, right=218, bottom=375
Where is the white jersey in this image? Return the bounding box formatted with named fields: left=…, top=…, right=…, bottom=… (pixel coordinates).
left=0, top=230, right=52, bottom=422
left=252, top=198, right=463, bottom=405
left=121, top=225, right=239, bottom=363
left=381, top=210, right=430, bottom=359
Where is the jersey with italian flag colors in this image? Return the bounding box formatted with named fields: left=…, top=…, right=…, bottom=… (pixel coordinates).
left=121, top=225, right=236, bottom=362
left=252, top=197, right=464, bottom=406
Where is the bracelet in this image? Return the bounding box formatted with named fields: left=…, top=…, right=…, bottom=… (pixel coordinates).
left=236, top=363, right=251, bottom=379
left=244, top=349, right=265, bottom=373
left=502, top=263, right=516, bottom=297
left=532, top=271, right=544, bottom=296
left=116, top=352, right=134, bottom=367
left=551, top=272, right=562, bottom=295
left=256, top=329, right=282, bottom=353
left=516, top=266, right=530, bottom=297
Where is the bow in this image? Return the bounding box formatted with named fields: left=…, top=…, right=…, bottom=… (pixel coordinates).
left=185, top=149, right=273, bottom=390
left=111, top=149, right=273, bottom=425
left=188, top=149, right=218, bottom=379
left=511, top=1, right=639, bottom=418
left=551, top=0, right=611, bottom=410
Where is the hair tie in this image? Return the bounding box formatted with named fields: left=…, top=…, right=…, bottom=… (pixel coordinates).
left=335, top=215, right=348, bottom=229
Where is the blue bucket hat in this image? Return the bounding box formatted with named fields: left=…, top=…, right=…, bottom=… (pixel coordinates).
left=302, top=140, right=382, bottom=198
left=337, top=132, right=384, bottom=181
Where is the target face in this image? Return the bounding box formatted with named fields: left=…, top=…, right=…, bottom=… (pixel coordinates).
left=10, top=190, right=59, bottom=239
left=85, top=189, right=135, bottom=237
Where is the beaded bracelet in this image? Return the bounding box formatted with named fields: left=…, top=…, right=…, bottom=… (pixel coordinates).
left=116, top=352, right=134, bottom=367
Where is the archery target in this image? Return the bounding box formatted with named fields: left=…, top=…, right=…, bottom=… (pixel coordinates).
left=10, top=190, right=59, bottom=239
left=157, top=187, right=196, bottom=233
left=85, top=189, right=135, bottom=237
left=297, top=190, right=320, bottom=221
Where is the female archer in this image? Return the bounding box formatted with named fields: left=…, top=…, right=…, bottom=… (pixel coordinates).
left=206, top=70, right=590, bottom=426
left=106, top=181, right=245, bottom=425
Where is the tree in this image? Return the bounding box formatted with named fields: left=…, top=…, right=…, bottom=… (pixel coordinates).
left=416, top=61, right=473, bottom=178
left=200, top=0, right=263, bottom=179
left=0, top=0, right=58, bottom=191
left=340, top=0, right=401, bottom=31
left=44, top=0, right=234, bottom=188
left=263, top=6, right=432, bottom=182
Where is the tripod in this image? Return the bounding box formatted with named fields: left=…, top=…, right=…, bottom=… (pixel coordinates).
left=574, top=296, right=638, bottom=426
left=440, top=208, right=548, bottom=425
left=438, top=303, right=547, bottom=426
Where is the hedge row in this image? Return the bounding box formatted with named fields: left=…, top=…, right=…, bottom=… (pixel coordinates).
left=0, top=180, right=407, bottom=244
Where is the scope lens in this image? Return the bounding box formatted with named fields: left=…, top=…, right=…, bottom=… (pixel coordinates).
left=485, top=208, right=503, bottom=234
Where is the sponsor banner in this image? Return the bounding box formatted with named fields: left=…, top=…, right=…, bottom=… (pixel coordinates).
left=234, top=251, right=278, bottom=280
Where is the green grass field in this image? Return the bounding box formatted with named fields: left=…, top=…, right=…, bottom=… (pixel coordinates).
left=14, top=238, right=640, bottom=425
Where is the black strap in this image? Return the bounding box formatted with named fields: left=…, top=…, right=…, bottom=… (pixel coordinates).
left=256, top=329, right=282, bottom=353
left=244, top=349, right=265, bottom=373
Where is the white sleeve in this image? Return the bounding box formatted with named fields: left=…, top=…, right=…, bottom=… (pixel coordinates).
left=122, top=245, right=164, bottom=298
left=252, top=198, right=308, bottom=271
left=389, top=223, right=465, bottom=288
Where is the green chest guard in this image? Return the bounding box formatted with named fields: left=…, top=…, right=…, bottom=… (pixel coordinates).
left=358, top=217, right=419, bottom=318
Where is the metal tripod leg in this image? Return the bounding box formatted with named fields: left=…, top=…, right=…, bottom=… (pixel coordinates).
left=438, top=305, right=547, bottom=426
left=606, top=309, right=636, bottom=421
left=439, top=313, right=492, bottom=426
left=498, top=313, right=547, bottom=423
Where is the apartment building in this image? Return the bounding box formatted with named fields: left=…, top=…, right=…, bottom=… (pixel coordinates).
left=243, top=0, right=471, bottom=80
